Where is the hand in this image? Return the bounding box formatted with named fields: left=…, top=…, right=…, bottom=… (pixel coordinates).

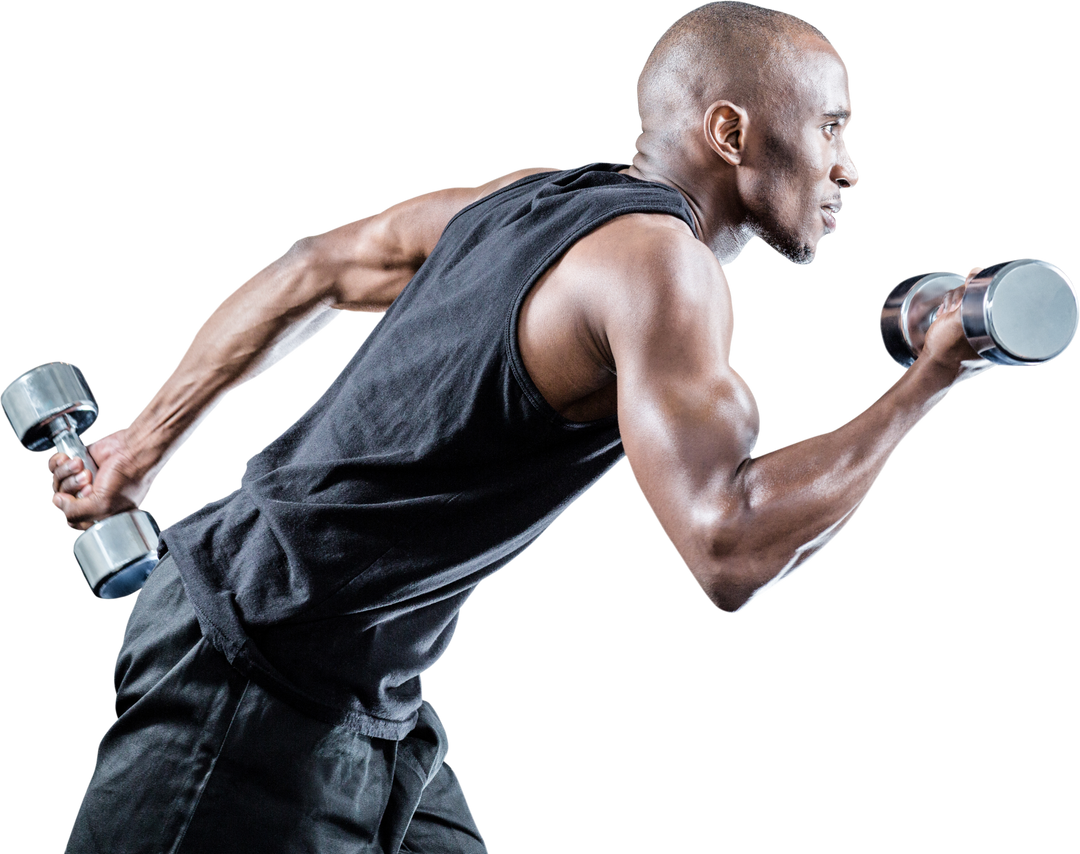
left=49, top=428, right=151, bottom=530
left=919, top=268, right=993, bottom=382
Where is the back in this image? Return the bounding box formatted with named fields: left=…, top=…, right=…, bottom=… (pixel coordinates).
left=162, top=163, right=696, bottom=737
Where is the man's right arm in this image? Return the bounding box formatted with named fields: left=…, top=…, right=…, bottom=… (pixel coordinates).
left=50, top=169, right=552, bottom=528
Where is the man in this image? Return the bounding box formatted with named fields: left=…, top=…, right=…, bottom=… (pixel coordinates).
left=51, top=3, right=986, bottom=851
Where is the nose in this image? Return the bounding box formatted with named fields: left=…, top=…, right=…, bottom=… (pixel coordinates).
left=832, top=141, right=858, bottom=189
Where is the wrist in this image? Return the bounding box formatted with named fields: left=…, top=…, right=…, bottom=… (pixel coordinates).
left=907, top=350, right=963, bottom=398
left=869, top=355, right=957, bottom=435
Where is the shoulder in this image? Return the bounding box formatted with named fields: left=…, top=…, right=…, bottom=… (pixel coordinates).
left=575, top=212, right=724, bottom=301
left=376, top=167, right=559, bottom=245
left=304, top=167, right=559, bottom=288
left=478, top=167, right=559, bottom=195
left=568, top=212, right=733, bottom=361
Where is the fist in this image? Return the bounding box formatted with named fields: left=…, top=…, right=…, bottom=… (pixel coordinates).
left=920, top=268, right=992, bottom=381
left=49, top=429, right=148, bottom=530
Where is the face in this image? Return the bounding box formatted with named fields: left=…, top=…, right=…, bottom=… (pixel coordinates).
left=739, top=42, right=858, bottom=264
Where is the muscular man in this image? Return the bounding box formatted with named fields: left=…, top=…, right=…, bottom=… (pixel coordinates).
left=52, top=3, right=985, bottom=851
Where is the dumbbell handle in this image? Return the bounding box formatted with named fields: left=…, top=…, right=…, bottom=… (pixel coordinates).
left=47, top=413, right=98, bottom=478
left=923, top=302, right=960, bottom=337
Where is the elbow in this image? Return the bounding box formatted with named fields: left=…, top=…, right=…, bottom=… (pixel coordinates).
left=699, top=568, right=758, bottom=612
left=689, top=533, right=764, bottom=612
left=279, top=236, right=340, bottom=309
left=280, top=236, right=321, bottom=287
left=286, top=236, right=320, bottom=269
left=688, top=507, right=772, bottom=613
left=282, top=232, right=308, bottom=252
left=695, top=525, right=814, bottom=612
left=679, top=464, right=792, bottom=612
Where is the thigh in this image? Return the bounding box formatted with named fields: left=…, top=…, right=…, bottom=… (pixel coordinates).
left=68, top=555, right=245, bottom=852
left=400, top=760, right=487, bottom=854
left=66, top=633, right=255, bottom=853
left=393, top=704, right=487, bottom=854
left=175, top=678, right=398, bottom=854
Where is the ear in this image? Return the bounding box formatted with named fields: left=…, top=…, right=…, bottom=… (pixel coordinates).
left=703, top=100, right=749, bottom=165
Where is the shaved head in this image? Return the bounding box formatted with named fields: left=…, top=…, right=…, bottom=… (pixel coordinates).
left=630, top=2, right=856, bottom=265
left=639, top=2, right=830, bottom=142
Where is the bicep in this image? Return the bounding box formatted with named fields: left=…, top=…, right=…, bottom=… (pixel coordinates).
left=608, top=242, right=759, bottom=574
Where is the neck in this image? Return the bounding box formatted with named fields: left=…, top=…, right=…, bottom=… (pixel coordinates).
left=626, top=144, right=753, bottom=265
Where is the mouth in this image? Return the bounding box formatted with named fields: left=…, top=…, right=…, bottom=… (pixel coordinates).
left=821, top=199, right=842, bottom=233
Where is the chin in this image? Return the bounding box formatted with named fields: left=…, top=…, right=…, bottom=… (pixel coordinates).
left=788, top=246, right=816, bottom=265
left=769, top=236, right=816, bottom=265
left=752, top=220, right=818, bottom=265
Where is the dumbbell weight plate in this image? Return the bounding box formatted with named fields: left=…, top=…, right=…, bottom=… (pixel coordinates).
left=74, top=510, right=160, bottom=599
left=960, top=259, right=1078, bottom=365
left=2, top=362, right=97, bottom=451
left=881, top=272, right=964, bottom=367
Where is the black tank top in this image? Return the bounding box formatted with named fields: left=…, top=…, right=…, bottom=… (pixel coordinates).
left=162, top=164, right=697, bottom=737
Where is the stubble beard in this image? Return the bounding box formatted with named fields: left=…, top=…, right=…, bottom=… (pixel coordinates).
left=747, top=209, right=816, bottom=265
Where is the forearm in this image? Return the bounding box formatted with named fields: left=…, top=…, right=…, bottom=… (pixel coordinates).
left=700, top=356, right=958, bottom=609
left=125, top=242, right=335, bottom=478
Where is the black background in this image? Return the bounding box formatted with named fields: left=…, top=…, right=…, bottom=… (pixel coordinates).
left=6, top=3, right=1071, bottom=850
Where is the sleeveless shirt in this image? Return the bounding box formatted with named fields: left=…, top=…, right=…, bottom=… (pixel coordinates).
left=161, top=164, right=697, bottom=738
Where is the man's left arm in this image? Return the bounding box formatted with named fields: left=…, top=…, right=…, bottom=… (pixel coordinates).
left=50, top=169, right=551, bottom=528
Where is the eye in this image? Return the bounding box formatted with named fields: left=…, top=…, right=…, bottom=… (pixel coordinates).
left=822, top=122, right=839, bottom=138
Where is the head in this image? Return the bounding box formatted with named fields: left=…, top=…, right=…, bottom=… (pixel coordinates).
left=636, top=2, right=858, bottom=263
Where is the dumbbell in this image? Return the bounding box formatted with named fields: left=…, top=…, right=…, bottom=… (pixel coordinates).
left=2, top=363, right=159, bottom=598
left=881, top=259, right=1077, bottom=367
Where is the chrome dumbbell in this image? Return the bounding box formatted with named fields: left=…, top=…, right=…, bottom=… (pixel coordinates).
left=881, top=259, right=1077, bottom=367
left=2, top=363, right=159, bottom=598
